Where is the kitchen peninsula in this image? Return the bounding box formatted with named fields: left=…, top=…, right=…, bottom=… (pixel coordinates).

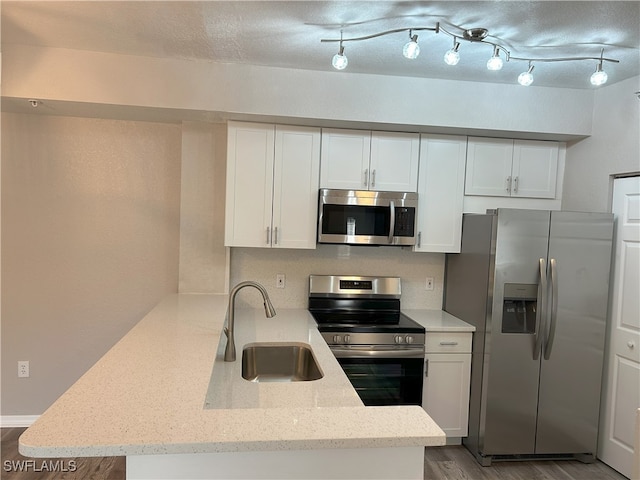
left=19, top=294, right=446, bottom=480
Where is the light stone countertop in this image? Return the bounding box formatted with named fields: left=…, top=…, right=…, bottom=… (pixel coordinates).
left=402, top=309, right=476, bottom=332
left=19, top=294, right=445, bottom=458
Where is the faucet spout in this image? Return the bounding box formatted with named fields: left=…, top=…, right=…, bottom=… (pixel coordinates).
left=223, top=281, right=276, bottom=362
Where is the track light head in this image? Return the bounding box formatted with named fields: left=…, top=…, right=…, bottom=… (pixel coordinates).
left=487, top=46, right=503, bottom=71
left=402, top=33, right=420, bottom=59
left=332, top=43, right=348, bottom=70
left=590, top=61, right=608, bottom=86
left=518, top=64, right=535, bottom=86
left=444, top=39, right=460, bottom=65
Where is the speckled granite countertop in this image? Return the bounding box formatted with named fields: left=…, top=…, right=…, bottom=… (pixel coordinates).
left=402, top=309, right=476, bottom=332
left=19, top=294, right=445, bottom=458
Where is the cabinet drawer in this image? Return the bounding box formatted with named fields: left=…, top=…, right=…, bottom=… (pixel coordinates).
left=425, top=332, right=472, bottom=353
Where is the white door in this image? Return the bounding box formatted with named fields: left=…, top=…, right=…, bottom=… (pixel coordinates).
left=369, top=132, right=420, bottom=192
left=511, top=140, right=558, bottom=198
left=464, top=137, right=513, bottom=197
left=423, top=353, right=471, bottom=438
left=272, top=125, right=320, bottom=249
left=319, top=129, right=371, bottom=190
left=599, top=176, right=640, bottom=478
left=225, top=122, right=275, bottom=247
left=414, top=134, right=466, bottom=253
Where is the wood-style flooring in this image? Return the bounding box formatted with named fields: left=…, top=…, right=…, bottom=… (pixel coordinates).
left=2, top=427, right=629, bottom=480
left=1, top=428, right=124, bottom=480
left=423, top=445, right=629, bottom=480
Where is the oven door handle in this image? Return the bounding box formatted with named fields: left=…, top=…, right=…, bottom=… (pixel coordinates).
left=330, top=346, right=424, bottom=359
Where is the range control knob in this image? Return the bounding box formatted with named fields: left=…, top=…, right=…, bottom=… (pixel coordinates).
left=405, top=336, right=414, bottom=344
left=333, top=335, right=342, bottom=344
left=344, top=335, right=351, bottom=344
left=395, top=335, right=404, bottom=344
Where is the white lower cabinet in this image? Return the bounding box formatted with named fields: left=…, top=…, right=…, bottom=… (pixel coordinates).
left=422, top=332, right=472, bottom=439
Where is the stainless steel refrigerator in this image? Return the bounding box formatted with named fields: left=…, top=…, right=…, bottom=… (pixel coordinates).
left=444, top=209, right=614, bottom=466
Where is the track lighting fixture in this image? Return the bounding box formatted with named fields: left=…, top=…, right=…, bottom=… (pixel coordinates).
left=402, top=31, right=420, bottom=59
left=518, top=63, right=535, bottom=86
left=590, top=50, right=608, bottom=86
left=486, top=46, right=503, bottom=71
left=320, top=21, right=620, bottom=87
left=444, top=38, right=460, bottom=66
left=332, top=43, right=348, bottom=70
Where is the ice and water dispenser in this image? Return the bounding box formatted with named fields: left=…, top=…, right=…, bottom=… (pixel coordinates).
left=502, top=283, right=538, bottom=334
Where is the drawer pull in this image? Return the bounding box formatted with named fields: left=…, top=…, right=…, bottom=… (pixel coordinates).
left=439, top=341, right=459, bottom=346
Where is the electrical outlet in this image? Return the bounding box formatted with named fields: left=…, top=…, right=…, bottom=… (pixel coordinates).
left=425, top=277, right=434, bottom=291
left=18, top=361, right=29, bottom=378
left=276, top=274, right=286, bottom=289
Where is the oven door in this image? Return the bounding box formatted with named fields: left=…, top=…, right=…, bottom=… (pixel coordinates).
left=317, top=189, right=417, bottom=246
left=331, top=346, right=424, bottom=406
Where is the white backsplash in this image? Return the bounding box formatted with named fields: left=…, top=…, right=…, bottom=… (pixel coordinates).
left=230, top=245, right=445, bottom=310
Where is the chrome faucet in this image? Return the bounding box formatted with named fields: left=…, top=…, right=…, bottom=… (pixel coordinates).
left=224, top=281, right=276, bottom=362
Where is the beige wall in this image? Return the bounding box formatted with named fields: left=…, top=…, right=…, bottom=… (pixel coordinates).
left=1, top=112, right=182, bottom=415
left=179, top=122, right=229, bottom=294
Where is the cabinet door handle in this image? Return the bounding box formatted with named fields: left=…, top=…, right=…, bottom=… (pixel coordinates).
left=425, top=359, right=429, bottom=377
left=371, top=169, right=376, bottom=187
left=274, top=227, right=278, bottom=245
left=364, top=169, right=369, bottom=188
left=506, top=176, right=512, bottom=193
left=439, top=341, right=459, bottom=346
left=266, top=227, right=271, bottom=245
left=513, top=176, right=519, bottom=193
left=417, top=232, right=422, bottom=249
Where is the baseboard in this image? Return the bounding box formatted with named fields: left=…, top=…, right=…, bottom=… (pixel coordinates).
left=1, top=415, right=40, bottom=428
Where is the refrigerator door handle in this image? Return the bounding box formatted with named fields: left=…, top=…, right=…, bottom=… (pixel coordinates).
left=534, top=257, right=548, bottom=360
left=544, top=258, right=559, bottom=360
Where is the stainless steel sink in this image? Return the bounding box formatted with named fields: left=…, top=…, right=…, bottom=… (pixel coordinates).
left=241, top=342, right=324, bottom=382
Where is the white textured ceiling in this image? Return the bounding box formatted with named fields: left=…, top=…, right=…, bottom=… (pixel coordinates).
left=2, top=1, right=639, bottom=89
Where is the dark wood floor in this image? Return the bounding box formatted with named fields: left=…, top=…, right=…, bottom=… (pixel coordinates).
left=2, top=427, right=629, bottom=480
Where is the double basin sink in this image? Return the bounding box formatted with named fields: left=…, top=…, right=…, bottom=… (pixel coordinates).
left=241, top=342, right=323, bottom=382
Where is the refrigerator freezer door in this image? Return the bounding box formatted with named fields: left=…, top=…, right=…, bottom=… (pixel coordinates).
left=536, top=211, right=614, bottom=455
left=481, top=209, right=551, bottom=455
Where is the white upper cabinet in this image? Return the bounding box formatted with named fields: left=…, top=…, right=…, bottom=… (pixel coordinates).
left=512, top=140, right=559, bottom=198
left=225, top=122, right=320, bottom=249
left=414, top=134, right=467, bottom=253
left=369, top=132, right=420, bottom=192
left=465, top=137, right=559, bottom=199
left=272, top=126, right=321, bottom=249
left=225, top=122, right=275, bottom=248
left=320, top=129, right=419, bottom=192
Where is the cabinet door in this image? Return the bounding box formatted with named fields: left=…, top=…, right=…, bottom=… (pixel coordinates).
left=464, top=137, right=514, bottom=197
left=369, top=132, right=420, bottom=192
left=225, top=122, right=275, bottom=247
left=320, top=129, right=371, bottom=190
left=512, top=140, right=558, bottom=198
left=415, top=135, right=466, bottom=253
left=423, top=353, right=471, bottom=438
left=272, top=126, right=321, bottom=249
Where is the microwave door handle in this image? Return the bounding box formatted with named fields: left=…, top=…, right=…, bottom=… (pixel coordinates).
left=388, top=200, right=396, bottom=244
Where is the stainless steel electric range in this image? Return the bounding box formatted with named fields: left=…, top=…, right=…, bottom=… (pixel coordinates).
left=308, top=275, right=425, bottom=406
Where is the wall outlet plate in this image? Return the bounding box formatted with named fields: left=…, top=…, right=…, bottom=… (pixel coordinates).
left=18, top=360, right=29, bottom=378
left=276, top=274, right=286, bottom=289
left=426, top=277, right=434, bottom=291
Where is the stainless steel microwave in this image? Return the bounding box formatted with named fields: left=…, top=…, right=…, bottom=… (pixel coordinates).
left=317, top=189, right=418, bottom=246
